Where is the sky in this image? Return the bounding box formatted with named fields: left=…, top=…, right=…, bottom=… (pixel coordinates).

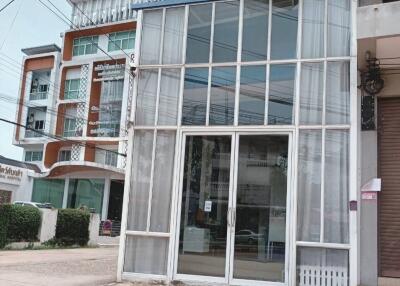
left=0, top=0, right=71, bottom=160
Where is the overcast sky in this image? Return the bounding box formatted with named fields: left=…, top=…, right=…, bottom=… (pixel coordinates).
left=0, top=0, right=71, bottom=160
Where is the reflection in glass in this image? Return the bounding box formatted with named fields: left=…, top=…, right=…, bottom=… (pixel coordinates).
left=127, top=130, right=153, bottom=231
left=140, top=10, right=162, bottom=65
left=239, top=65, right=266, bottom=125
left=268, top=64, right=296, bottom=125
left=242, top=0, right=269, bottom=61
left=67, top=179, right=105, bottom=215
left=271, top=0, right=298, bottom=60
left=158, top=69, right=181, bottom=126
left=32, top=179, right=65, bottom=208
left=98, top=79, right=123, bottom=137
left=326, top=62, right=350, bottom=124
left=302, top=0, right=325, bottom=59
left=297, top=248, right=349, bottom=286
left=234, top=135, right=288, bottom=282
left=299, top=62, right=324, bottom=125
left=328, top=0, right=350, bottom=57
left=210, top=67, right=236, bottom=125
left=324, top=130, right=349, bottom=243
left=136, top=69, right=158, bottom=126
left=163, top=7, right=185, bottom=64
left=182, top=68, right=209, bottom=125
left=124, top=236, right=168, bottom=275
left=213, top=1, right=240, bottom=63
left=297, top=130, right=322, bottom=242
left=186, top=4, right=212, bottom=64
left=178, top=136, right=231, bottom=277
left=150, top=131, right=176, bottom=233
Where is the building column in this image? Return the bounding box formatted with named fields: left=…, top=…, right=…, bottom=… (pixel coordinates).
left=101, top=177, right=111, bottom=221
left=62, top=177, right=69, bottom=208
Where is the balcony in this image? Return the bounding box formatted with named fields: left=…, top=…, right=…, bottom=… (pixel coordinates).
left=71, top=0, right=137, bottom=29
left=29, top=91, right=48, bottom=101
left=25, top=129, right=44, bottom=138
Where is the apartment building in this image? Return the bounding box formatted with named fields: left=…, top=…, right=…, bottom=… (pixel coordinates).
left=13, top=0, right=137, bottom=222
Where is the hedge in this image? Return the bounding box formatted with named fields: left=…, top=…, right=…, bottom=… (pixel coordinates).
left=0, top=204, right=41, bottom=248
left=55, top=209, right=90, bottom=246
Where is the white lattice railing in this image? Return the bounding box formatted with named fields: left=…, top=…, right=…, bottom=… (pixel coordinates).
left=299, top=266, right=348, bottom=286
left=71, top=0, right=137, bottom=28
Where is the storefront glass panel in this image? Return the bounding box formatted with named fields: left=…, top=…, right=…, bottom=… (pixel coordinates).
left=268, top=64, right=296, bottom=125
left=242, top=0, right=269, bottom=62
left=163, top=7, right=185, bottom=64
left=136, top=69, right=158, bottom=126
left=213, top=1, right=240, bottom=63
left=178, top=135, right=232, bottom=277
left=233, top=135, right=288, bottom=282
left=327, top=0, right=351, bottom=57
left=186, top=4, right=212, bottom=64
left=301, top=0, right=325, bottom=59
left=271, top=0, right=298, bottom=60
left=32, top=179, right=65, bottom=208
left=140, top=10, right=162, bottom=65
left=182, top=68, right=209, bottom=125
left=67, top=179, right=105, bottom=214
left=158, top=69, right=181, bottom=126
left=239, top=65, right=266, bottom=125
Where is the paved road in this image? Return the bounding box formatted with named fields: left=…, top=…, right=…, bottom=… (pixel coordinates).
left=0, top=247, right=119, bottom=286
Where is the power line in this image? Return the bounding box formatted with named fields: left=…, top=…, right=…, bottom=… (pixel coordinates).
left=0, top=117, right=126, bottom=158
left=0, top=0, right=22, bottom=50
left=0, top=0, right=15, bottom=14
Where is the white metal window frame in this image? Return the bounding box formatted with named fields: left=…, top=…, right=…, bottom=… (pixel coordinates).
left=64, top=79, right=81, bottom=100
left=25, top=150, right=43, bottom=162
left=118, top=0, right=358, bottom=285
left=63, top=117, right=77, bottom=137
left=108, top=30, right=136, bottom=52
left=58, top=149, right=72, bottom=162
left=72, top=36, right=99, bottom=56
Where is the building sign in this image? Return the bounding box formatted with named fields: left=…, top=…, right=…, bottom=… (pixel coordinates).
left=0, top=164, right=24, bottom=185
left=94, top=64, right=125, bottom=82
left=131, top=0, right=213, bottom=9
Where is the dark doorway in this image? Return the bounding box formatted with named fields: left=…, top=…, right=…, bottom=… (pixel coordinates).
left=107, top=180, right=124, bottom=221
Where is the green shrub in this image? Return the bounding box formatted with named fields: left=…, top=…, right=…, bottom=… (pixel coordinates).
left=55, top=209, right=89, bottom=246
left=7, top=205, right=41, bottom=242
left=0, top=204, right=12, bottom=248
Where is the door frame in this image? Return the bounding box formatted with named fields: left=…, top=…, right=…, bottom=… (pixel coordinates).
left=172, top=130, right=294, bottom=286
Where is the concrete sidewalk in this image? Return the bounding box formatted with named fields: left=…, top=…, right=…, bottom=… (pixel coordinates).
left=0, top=247, right=118, bottom=286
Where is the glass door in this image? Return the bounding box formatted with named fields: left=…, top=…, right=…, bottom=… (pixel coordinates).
left=175, top=133, right=290, bottom=285
left=176, top=134, right=234, bottom=282
left=230, top=134, right=289, bottom=284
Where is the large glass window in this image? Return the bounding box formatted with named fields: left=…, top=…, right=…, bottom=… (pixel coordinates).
left=268, top=64, right=296, bottom=125
left=186, top=4, right=212, bottom=64
left=302, top=0, right=325, bottom=59
left=64, top=79, right=80, bottom=100
left=140, top=10, right=163, bottom=65
left=327, top=0, right=351, bottom=57
left=297, top=130, right=322, bottom=242
left=212, top=1, right=240, bottom=63
left=271, top=0, right=298, bottom=60
left=31, top=179, right=65, bottom=208
left=209, top=66, right=236, bottom=125
left=299, top=62, right=324, bottom=125
left=25, top=151, right=43, bottom=162
left=108, top=30, right=135, bottom=51
left=136, top=69, right=158, bottom=126
left=158, top=69, right=181, bottom=126
left=182, top=68, right=209, bottom=125
left=67, top=179, right=105, bottom=214
left=162, top=7, right=185, bottom=64
left=73, top=36, right=98, bottom=56
left=242, top=0, right=269, bottom=61
left=98, top=79, right=124, bottom=137
left=239, top=65, right=266, bottom=125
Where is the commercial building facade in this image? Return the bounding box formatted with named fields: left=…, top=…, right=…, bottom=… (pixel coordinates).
left=117, top=0, right=358, bottom=285
left=13, top=1, right=137, bottom=221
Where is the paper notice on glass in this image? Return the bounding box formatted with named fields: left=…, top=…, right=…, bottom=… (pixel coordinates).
left=204, top=200, right=212, bottom=212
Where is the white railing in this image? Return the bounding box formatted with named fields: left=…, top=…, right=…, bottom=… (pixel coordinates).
left=29, top=92, right=48, bottom=101
left=299, top=266, right=348, bottom=286
left=71, top=0, right=137, bottom=29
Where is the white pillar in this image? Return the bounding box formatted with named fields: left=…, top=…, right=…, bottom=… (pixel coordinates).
left=101, top=177, right=111, bottom=221
left=62, top=177, right=69, bottom=208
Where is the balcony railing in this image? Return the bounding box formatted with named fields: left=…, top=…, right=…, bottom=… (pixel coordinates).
left=29, top=92, right=48, bottom=101
left=25, top=129, right=44, bottom=138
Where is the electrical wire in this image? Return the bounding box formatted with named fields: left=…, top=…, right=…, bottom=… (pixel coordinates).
left=0, top=0, right=15, bottom=14
left=0, top=117, right=126, bottom=158
left=0, top=0, right=22, bottom=50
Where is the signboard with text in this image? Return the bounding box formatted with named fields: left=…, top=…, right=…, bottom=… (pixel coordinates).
left=0, top=164, right=25, bottom=186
